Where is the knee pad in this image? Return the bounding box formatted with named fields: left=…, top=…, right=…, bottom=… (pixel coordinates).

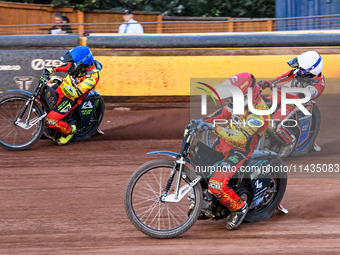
left=208, top=179, right=224, bottom=198
left=46, top=117, right=57, bottom=128
left=276, top=126, right=295, bottom=145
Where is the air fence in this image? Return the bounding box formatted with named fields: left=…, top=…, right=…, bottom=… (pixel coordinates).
left=0, top=32, right=339, bottom=98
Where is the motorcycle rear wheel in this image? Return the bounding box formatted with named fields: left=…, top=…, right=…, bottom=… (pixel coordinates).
left=0, top=93, right=45, bottom=151
left=244, top=156, right=287, bottom=222
left=124, top=159, right=203, bottom=239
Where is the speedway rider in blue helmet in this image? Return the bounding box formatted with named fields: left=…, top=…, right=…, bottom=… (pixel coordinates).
left=43, top=46, right=103, bottom=145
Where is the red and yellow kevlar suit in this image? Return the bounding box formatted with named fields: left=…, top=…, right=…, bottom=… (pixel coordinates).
left=45, top=61, right=102, bottom=134
left=204, top=97, right=270, bottom=211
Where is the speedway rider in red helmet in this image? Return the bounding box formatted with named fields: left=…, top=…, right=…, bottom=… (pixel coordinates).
left=43, top=46, right=103, bottom=145
left=194, top=72, right=270, bottom=230
left=258, top=51, right=324, bottom=151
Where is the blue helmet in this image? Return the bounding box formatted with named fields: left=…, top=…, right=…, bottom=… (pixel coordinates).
left=60, top=46, right=94, bottom=76
left=60, top=46, right=93, bottom=66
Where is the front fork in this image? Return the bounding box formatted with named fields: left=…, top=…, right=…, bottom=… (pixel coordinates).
left=174, top=157, right=186, bottom=199
left=15, top=97, right=46, bottom=130
left=161, top=157, right=201, bottom=203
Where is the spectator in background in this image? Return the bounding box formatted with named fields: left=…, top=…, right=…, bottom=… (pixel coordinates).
left=49, top=12, right=72, bottom=34
left=118, top=9, right=144, bottom=34
left=49, top=12, right=63, bottom=34
left=62, top=16, right=73, bottom=34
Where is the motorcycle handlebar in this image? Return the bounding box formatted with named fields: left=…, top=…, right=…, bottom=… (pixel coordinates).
left=32, top=74, right=51, bottom=97
left=185, top=120, right=199, bottom=133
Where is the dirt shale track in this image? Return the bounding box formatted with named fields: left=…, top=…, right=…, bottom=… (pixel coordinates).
left=0, top=95, right=340, bottom=255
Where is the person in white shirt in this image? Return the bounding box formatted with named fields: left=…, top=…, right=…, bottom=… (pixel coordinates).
left=118, top=9, right=144, bottom=34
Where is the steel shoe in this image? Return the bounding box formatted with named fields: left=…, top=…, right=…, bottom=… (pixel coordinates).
left=313, top=142, right=321, bottom=152
left=226, top=202, right=248, bottom=230
left=57, top=125, right=76, bottom=145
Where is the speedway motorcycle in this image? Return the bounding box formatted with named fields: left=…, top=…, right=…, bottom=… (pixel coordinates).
left=124, top=122, right=287, bottom=239
left=0, top=73, right=105, bottom=151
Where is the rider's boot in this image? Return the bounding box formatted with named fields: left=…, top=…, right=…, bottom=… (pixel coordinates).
left=225, top=202, right=248, bottom=230
left=57, top=124, right=76, bottom=145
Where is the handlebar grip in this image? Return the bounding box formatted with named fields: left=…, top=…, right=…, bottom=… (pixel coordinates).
left=189, top=120, right=199, bottom=130
left=32, top=76, right=49, bottom=97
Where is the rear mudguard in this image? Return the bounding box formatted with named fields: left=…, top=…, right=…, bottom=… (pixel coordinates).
left=147, top=151, right=191, bottom=163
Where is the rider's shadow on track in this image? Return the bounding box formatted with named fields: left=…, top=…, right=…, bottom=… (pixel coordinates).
left=95, top=108, right=190, bottom=141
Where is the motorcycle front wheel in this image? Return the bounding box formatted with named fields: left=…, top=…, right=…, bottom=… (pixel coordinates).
left=124, top=159, right=203, bottom=239
left=0, top=93, right=45, bottom=151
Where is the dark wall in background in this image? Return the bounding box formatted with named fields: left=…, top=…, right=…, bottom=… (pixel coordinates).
left=275, top=0, right=340, bottom=30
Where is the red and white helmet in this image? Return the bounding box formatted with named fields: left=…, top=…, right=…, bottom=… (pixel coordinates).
left=223, top=72, right=260, bottom=104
